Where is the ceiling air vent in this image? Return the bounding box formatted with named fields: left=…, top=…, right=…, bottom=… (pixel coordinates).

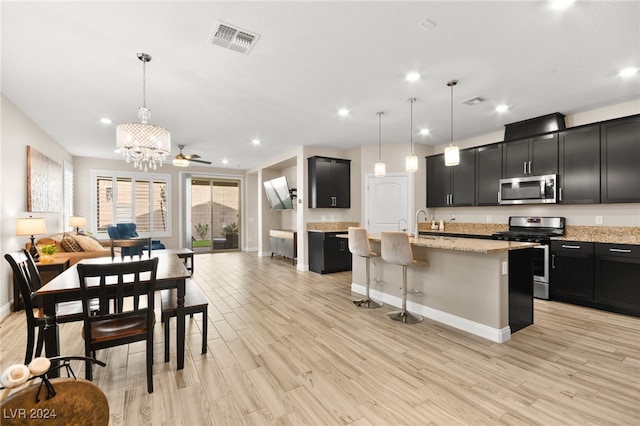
left=462, top=96, right=486, bottom=106
left=208, top=20, right=260, bottom=54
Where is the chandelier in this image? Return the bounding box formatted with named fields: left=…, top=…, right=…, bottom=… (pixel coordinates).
left=116, top=53, right=170, bottom=171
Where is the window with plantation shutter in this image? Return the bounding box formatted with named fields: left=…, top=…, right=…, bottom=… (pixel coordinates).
left=92, top=170, right=171, bottom=237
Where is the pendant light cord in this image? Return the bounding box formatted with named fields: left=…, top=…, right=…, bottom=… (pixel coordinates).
left=447, top=80, right=457, bottom=147
left=408, top=98, right=416, bottom=154
left=377, top=112, right=383, bottom=161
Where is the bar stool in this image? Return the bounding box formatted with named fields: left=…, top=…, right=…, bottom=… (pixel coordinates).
left=348, top=227, right=383, bottom=309
left=160, top=278, right=208, bottom=362
left=381, top=231, right=427, bottom=324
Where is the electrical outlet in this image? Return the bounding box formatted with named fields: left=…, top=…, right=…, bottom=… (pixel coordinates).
left=486, top=215, right=492, bottom=223
left=595, top=215, right=603, bottom=225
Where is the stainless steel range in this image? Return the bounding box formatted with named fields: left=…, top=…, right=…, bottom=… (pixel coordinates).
left=492, top=216, right=566, bottom=299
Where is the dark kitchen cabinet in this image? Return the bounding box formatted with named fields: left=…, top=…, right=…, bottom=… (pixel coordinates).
left=557, top=125, right=600, bottom=204
left=594, top=243, right=640, bottom=316
left=475, top=143, right=502, bottom=205
left=550, top=241, right=594, bottom=304
left=308, top=232, right=352, bottom=274
left=502, top=133, right=558, bottom=178
left=600, top=115, right=640, bottom=203
left=426, top=149, right=475, bottom=207
left=308, top=156, right=351, bottom=208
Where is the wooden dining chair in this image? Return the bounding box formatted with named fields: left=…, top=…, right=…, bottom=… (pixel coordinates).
left=5, top=250, right=86, bottom=365
left=77, top=257, right=159, bottom=393
left=109, top=237, right=152, bottom=260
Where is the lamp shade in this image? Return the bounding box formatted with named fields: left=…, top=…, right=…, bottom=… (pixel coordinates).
left=172, top=157, right=189, bottom=167
left=16, top=217, right=47, bottom=236
left=444, top=145, right=460, bottom=166
left=405, top=154, right=419, bottom=173
left=69, top=216, right=87, bottom=228
left=374, top=161, right=386, bottom=177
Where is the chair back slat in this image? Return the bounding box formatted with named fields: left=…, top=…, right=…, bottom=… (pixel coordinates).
left=4, top=250, right=41, bottom=323
left=77, top=257, right=159, bottom=343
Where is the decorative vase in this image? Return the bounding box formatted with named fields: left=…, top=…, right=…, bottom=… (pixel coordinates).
left=39, top=255, right=54, bottom=263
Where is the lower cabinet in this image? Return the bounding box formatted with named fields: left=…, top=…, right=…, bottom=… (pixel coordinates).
left=550, top=241, right=639, bottom=316
left=594, top=243, right=640, bottom=316
left=269, top=229, right=297, bottom=265
left=550, top=241, right=594, bottom=304
left=308, top=231, right=352, bottom=274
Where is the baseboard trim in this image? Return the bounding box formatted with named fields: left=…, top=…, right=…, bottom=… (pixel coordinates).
left=351, top=283, right=511, bottom=343
left=0, top=302, right=13, bottom=321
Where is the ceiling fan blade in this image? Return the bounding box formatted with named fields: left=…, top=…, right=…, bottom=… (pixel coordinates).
left=185, top=153, right=201, bottom=160
left=189, top=159, right=212, bottom=165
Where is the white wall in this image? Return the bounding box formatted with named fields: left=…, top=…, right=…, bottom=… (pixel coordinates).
left=1, top=94, right=73, bottom=316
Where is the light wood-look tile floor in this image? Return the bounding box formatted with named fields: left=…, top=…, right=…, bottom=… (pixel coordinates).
left=1, top=252, right=639, bottom=425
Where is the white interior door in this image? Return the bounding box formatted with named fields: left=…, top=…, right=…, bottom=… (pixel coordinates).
left=365, top=173, right=412, bottom=234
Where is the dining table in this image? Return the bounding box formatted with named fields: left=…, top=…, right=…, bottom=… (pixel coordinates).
left=36, top=252, right=191, bottom=378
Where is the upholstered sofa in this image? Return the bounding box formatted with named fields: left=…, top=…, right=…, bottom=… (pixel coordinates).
left=31, top=233, right=111, bottom=265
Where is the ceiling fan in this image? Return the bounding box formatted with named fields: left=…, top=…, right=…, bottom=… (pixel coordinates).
left=173, top=145, right=212, bottom=167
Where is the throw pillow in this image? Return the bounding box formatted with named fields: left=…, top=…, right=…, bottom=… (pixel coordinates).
left=61, top=233, right=83, bottom=252
left=73, top=234, right=108, bottom=252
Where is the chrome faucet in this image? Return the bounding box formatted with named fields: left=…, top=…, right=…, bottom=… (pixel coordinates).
left=415, top=209, right=428, bottom=240
left=398, top=218, right=408, bottom=232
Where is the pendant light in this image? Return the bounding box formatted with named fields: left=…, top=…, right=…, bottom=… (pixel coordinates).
left=444, top=80, right=460, bottom=167
left=374, top=112, right=386, bottom=177
left=116, top=53, right=171, bottom=172
left=405, top=97, right=418, bottom=173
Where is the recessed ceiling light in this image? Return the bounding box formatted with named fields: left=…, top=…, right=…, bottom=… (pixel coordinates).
left=495, top=104, right=509, bottom=113
left=251, top=138, right=261, bottom=145
left=406, top=72, right=421, bottom=82
left=100, top=117, right=112, bottom=125
left=338, top=108, right=349, bottom=117
left=619, top=67, right=638, bottom=77
left=549, top=0, right=575, bottom=9
left=420, top=128, right=430, bottom=135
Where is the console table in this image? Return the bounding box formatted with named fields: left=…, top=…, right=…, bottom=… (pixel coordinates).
left=269, top=229, right=297, bottom=265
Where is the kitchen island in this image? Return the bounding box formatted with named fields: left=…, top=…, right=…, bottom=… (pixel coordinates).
left=350, top=235, right=536, bottom=343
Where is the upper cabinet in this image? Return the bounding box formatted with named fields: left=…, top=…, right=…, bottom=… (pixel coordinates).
left=558, top=125, right=600, bottom=204
left=426, top=149, right=475, bottom=207
left=308, top=156, right=351, bottom=208
left=476, top=143, right=502, bottom=206
left=503, top=133, right=558, bottom=178
left=600, top=116, right=640, bottom=203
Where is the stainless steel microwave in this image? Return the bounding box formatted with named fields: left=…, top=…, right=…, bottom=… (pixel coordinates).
left=498, top=174, right=557, bottom=205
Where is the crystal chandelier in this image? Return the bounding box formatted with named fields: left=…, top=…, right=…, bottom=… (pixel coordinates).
left=374, top=111, right=386, bottom=177
left=116, top=53, right=170, bottom=171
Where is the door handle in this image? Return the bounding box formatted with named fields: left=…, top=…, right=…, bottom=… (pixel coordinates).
left=551, top=254, right=556, bottom=269
left=559, top=187, right=563, bottom=202
left=561, top=245, right=581, bottom=249
left=523, top=162, right=527, bottom=175
left=528, top=161, right=532, bottom=174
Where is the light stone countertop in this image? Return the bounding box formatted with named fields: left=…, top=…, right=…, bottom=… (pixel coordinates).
left=367, top=234, right=537, bottom=254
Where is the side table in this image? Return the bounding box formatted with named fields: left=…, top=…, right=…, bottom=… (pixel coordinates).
left=13, top=257, right=71, bottom=311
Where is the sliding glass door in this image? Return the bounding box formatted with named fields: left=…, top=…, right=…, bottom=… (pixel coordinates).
left=190, top=178, right=240, bottom=253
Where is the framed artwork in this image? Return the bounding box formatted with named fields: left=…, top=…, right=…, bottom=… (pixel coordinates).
left=27, top=145, right=63, bottom=213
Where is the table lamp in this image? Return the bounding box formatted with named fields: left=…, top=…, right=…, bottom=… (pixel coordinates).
left=69, top=216, right=86, bottom=234
left=16, top=217, right=47, bottom=261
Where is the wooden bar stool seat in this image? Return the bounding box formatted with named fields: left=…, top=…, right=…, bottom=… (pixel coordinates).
left=160, top=279, right=208, bottom=362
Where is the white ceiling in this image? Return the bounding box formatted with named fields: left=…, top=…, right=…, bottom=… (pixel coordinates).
left=2, top=1, right=639, bottom=170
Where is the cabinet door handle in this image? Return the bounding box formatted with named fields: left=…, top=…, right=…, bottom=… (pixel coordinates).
left=528, top=161, right=532, bottom=174
left=561, top=245, right=581, bottom=249
left=551, top=254, right=556, bottom=269
left=559, top=187, right=563, bottom=202
left=523, top=161, right=527, bottom=175
left=609, top=248, right=632, bottom=253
